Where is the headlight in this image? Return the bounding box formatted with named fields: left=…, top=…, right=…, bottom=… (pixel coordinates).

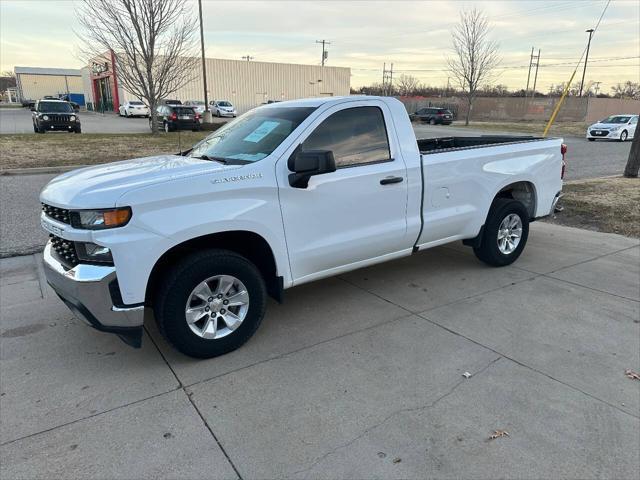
left=70, top=207, right=132, bottom=230
left=610, top=126, right=621, bottom=131
left=70, top=115, right=76, bottom=121
left=42, top=115, right=49, bottom=121
left=75, top=242, right=113, bottom=264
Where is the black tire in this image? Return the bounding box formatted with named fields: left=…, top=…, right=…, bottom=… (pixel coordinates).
left=124, top=110, right=129, bottom=118
left=153, top=249, right=267, bottom=358
left=588, top=138, right=595, bottom=141
left=429, top=118, right=436, bottom=125
left=619, top=130, right=628, bottom=142
left=38, top=126, right=45, bottom=134
left=473, top=198, right=529, bottom=267
left=74, top=127, right=81, bottom=133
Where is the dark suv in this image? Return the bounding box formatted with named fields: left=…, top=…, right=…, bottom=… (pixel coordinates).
left=153, top=105, right=201, bottom=132
left=32, top=100, right=81, bottom=133
left=411, top=107, right=453, bottom=125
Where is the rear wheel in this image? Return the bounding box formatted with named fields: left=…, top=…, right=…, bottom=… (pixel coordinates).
left=473, top=198, right=529, bottom=267
left=154, top=249, right=267, bottom=358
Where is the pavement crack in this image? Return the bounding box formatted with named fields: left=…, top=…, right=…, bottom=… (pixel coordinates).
left=292, top=356, right=501, bottom=476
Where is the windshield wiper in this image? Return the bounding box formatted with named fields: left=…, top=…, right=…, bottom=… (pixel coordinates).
left=192, top=154, right=229, bottom=164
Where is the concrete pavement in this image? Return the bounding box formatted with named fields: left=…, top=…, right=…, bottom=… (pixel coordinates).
left=1, top=223, right=638, bottom=479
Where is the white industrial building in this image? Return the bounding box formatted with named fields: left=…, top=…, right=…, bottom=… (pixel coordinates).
left=84, top=54, right=351, bottom=114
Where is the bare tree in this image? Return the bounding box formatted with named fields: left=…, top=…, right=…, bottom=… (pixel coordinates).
left=611, top=81, right=640, bottom=100
left=624, top=129, right=640, bottom=177
left=76, top=0, right=199, bottom=133
left=447, top=8, right=500, bottom=125
left=396, top=74, right=420, bottom=96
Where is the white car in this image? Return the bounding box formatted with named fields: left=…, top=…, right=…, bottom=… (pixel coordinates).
left=586, top=114, right=638, bottom=142
left=210, top=100, right=237, bottom=117
left=184, top=100, right=206, bottom=115
left=118, top=101, right=149, bottom=118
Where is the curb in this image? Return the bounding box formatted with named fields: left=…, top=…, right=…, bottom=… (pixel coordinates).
left=0, top=165, right=87, bottom=176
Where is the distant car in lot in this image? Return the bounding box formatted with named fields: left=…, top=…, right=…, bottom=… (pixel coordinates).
left=210, top=100, right=237, bottom=117
left=410, top=107, right=454, bottom=125
left=184, top=100, right=206, bottom=115
left=31, top=99, right=81, bottom=133
left=119, top=100, right=150, bottom=118
left=152, top=104, right=201, bottom=132
left=586, top=114, right=637, bottom=142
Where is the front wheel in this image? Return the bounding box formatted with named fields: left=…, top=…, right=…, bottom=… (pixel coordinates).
left=473, top=198, right=529, bottom=267
left=619, top=130, right=628, bottom=142
left=429, top=118, right=436, bottom=125
left=154, top=249, right=267, bottom=358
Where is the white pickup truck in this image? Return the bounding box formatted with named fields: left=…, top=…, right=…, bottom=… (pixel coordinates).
left=40, top=96, right=565, bottom=357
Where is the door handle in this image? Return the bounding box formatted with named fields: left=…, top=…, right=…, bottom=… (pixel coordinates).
left=380, top=176, right=404, bottom=185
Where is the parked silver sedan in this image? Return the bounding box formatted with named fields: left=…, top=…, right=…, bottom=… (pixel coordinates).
left=586, top=114, right=638, bottom=142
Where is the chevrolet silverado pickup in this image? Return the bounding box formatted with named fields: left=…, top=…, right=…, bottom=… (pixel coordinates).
left=40, top=96, right=565, bottom=358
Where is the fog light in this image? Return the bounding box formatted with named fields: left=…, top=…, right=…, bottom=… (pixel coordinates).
left=75, top=242, right=113, bottom=264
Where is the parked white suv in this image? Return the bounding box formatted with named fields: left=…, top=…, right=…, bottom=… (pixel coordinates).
left=586, top=114, right=638, bottom=142
left=40, top=96, right=565, bottom=358
left=210, top=100, right=237, bottom=117
left=118, top=100, right=149, bottom=118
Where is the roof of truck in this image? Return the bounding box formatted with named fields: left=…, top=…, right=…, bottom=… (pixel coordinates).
left=261, top=95, right=385, bottom=109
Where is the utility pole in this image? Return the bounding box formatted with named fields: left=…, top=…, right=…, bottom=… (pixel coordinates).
left=382, top=63, right=394, bottom=96
left=316, top=40, right=330, bottom=66
left=531, top=49, right=540, bottom=98
left=579, top=28, right=595, bottom=97
left=525, top=47, right=540, bottom=97
left=197, top=0, right=209, bottom=118
left=242, top=55, right=254, bottom=62
left=593, top=81, right=602, bottom=96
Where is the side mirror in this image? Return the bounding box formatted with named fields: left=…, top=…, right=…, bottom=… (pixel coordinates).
left=288, top=149, right=336, bottom=188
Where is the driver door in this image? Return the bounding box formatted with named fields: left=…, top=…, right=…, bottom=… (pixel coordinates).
left=277, top=101, right=411, bottom=284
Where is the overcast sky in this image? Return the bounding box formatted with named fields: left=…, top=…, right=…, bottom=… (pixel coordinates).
left=1, top=0, right=638, bottom=93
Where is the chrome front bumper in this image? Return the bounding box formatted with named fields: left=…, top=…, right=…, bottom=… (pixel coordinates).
left=43, top=242, right=144, bottom=347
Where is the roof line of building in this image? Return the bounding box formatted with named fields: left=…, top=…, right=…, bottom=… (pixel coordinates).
left=14, top=67, right=82, bottom=76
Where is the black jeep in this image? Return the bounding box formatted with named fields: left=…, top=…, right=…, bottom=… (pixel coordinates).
left=32, top=100, right=81, bottom=133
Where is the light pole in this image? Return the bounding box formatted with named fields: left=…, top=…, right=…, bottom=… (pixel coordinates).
left=579, top=28, right=595, bottom=97
left=198, top=0, right=211, bottom=122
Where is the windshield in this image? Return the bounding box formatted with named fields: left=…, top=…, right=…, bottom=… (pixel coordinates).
left=38, top=102, right=73, bottom=113
left=189, top=106, right=316, bottom=163
left=218, top=101, right=232, bottom=107
left=601, top=116, right=630, bottom=124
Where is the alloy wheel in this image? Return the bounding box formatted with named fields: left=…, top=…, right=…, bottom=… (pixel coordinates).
left=184, top=275, right=250, bottom=340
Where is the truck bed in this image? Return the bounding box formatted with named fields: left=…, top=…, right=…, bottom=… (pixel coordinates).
left=418, top=135, right=544, bottom=154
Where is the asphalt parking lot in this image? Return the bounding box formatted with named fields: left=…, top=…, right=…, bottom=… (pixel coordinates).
left=0, top=111, right=633, bottom=258
left=1, top=222, right=638, bottom=479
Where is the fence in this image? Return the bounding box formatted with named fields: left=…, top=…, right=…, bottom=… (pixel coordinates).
left=397, top=96, right=640, bottom=123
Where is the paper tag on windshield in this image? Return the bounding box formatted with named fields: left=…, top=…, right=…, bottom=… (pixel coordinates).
left=243, top=121, right=279, bottom=143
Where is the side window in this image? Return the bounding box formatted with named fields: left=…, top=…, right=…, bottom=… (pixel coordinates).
left=302, top=106, right=391, bottom=168
left=630, top=116, right=638, bottom=125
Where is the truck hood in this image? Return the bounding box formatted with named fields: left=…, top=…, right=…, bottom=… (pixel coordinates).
left=40, top=155, right=241, bottom=209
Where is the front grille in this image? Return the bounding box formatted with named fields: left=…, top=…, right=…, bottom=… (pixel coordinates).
left=42, top=203, right=71, bottom=224
left=590, top=130, right=609, bottom=136
left=49, top=234, right=79, bottom=268
left=48, top=114, right=71, bottom=123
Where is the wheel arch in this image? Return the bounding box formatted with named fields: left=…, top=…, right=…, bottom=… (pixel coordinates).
left=145, top=230, right=283, bottom=307
left=495, top=180, right=538, bottom=219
